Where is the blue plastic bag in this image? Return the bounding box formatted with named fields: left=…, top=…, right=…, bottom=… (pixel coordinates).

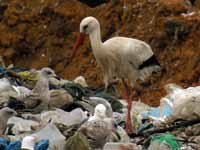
left=34, top=140, right=49, bottom=150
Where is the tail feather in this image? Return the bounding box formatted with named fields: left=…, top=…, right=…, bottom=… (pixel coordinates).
left=139, top=65, right=161, bottom=81
left=139, top=55, right=160, bottom=70
left=138, top=54, right=161, bottom=81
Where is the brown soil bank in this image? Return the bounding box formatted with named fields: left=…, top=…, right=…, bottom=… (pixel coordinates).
left=0, top=0, right=200, bottom=106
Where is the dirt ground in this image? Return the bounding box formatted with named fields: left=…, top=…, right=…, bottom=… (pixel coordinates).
left=0, top=0, right=200, bottom=106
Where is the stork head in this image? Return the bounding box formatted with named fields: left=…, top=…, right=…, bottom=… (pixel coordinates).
left=71, top=16, right=100, bottom=59
left=40, top=67, right=60, bottom=80
left=80, top=16, right=100, bottom=35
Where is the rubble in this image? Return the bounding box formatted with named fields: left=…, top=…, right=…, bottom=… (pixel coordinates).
left=0, top=66, right=199, bottom=150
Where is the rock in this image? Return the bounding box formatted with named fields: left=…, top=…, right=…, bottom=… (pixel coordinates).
left=65, top=132, right=91, bottom=150
left=103, top=142, right=139, bottom=150
left=49, top=89, right=73, bottom=108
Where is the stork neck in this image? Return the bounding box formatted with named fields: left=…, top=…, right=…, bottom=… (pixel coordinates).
left=89, top=28, right=103, bottom=51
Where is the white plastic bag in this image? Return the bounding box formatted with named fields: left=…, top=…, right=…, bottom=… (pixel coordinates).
left=40, top=108, right=88, bottom=126
left=32, top=123, right=66, bottom=150
left=8, top=116, right=40, bottom=135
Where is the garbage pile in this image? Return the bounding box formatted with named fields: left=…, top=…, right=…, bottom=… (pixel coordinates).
left=0, top=66, right=199, bottom=150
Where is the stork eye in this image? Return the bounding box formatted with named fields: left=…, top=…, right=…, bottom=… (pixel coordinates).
left=46, top=71, right=52, bottom=75
left=83, top=25, right=88, bottom=30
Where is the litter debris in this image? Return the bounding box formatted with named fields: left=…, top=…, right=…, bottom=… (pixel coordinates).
left=164, top=84, right=200, bottom=121
left=40, top=108, right=88, bottom=127
left=148, top=134, right=180, bottom=150
left=103, top=142, right=140, bottom=150
left=74, top=76, right=88, bottom=87
left=31, top=123, right=66, bottom=150
left=7, top=116, right=40, bottom=135
left=34, top=140, right=49, bottom=150
left=0, top=138, right=21, bottom=150
left=0, top=66, right=199, bottom=149
left=21, top=136, right=36, bottom=150
left=141, top=98, right=172, bottom=121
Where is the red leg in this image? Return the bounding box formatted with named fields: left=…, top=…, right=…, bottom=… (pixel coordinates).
left=122, top=79, right=134, bottom=133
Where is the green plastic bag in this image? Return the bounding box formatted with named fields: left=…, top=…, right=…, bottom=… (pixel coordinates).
left=148, top=134, right=180, bottom=150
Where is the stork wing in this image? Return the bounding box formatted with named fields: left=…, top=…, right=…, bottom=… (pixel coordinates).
left=104, top=37, right=154, bottom=69
left=125, top=39, right=154, bottom=68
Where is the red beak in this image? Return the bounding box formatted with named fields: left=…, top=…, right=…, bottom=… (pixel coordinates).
left=71, top=32, right=85, bottom=59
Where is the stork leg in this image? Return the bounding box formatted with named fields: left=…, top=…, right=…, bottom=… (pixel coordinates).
left=122, top=79, right=134, bottom=133
left=104, top=80, right=120, bottom=97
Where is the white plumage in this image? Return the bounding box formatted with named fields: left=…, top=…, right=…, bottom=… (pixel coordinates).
left=77, top=16, right=160, bottom=88
left=73, top=16, right=161, bottom=133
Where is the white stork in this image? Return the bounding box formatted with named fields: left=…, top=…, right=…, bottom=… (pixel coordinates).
left=72, top=16, right=161, bottom=133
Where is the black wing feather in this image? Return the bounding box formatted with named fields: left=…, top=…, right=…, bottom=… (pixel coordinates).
left=138, top=55, right=160, bottom=70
